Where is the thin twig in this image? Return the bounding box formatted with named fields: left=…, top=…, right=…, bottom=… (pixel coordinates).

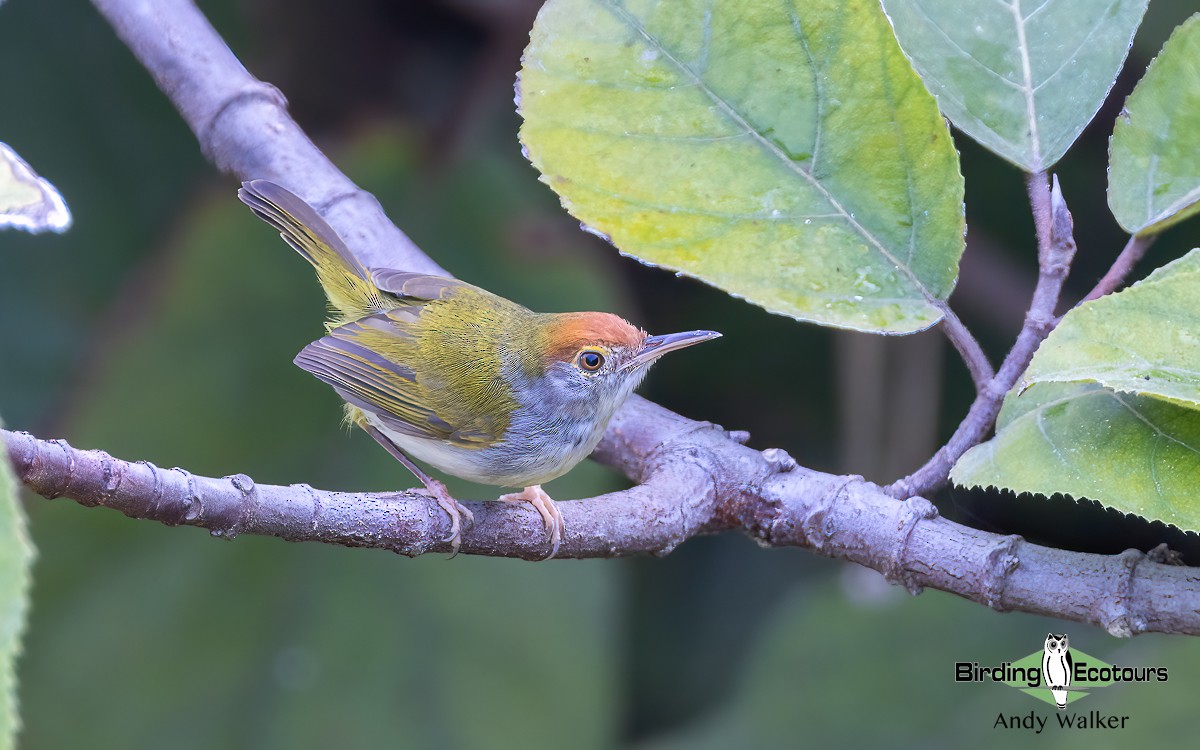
left=888, top=172, right=1075, bottom=498
left=935, top=302, right=994, bottom=392
left=1081, top=233, right=1157, bottom=303
left=1026, top=170, right=1053, bottom=253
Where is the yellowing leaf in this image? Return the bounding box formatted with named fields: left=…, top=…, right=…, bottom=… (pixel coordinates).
left=519, top=0, right=965, bottom=334
left=1109, top=14, right=1200, bottom=235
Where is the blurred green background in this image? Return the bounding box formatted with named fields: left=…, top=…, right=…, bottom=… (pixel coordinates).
left=2, top=0, right=1200, bottom=747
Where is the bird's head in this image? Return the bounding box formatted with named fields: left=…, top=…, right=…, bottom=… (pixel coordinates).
left=529, top=311, right=720, bottom=419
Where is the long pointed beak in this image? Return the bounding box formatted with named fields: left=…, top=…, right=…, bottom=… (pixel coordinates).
left=622, top=330, right=721, bottom=371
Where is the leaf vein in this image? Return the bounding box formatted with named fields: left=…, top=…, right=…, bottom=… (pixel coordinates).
left=1031, top=0, right=1123, bottom=96
left=786, top=0, right=824, bottom=173
left=1112, top=392, right=1200, bottom=459
left=575, top=183, right=846, bottom=222
left=1010, top=0, right=1042, bottom=167
left=910, top=0, right=1024, bottom=93
left=602, top=0, right=935, bottom=306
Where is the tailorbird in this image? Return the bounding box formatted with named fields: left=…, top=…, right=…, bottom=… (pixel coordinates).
left=239, top=180, right=719, bottom=557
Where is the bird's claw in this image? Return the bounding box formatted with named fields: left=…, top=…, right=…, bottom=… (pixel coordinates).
left=413, top=479, right=473, bottom=556
left=496, top=485, right=563, bottom=560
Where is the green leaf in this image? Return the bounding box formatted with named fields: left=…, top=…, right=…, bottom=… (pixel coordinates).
left=1020, top=248, right=1200, bottom=408
left=0, top=142, right=70, bottom=234
left=1109, top=13, right=1200, bottom=235
left=0, top=415, right=34, bottom=748
left=968, top=250, right=1200, bottom=530
left=519, top=0, right=965, bottom=334
left=952, top=382, right=1200, bottom=531
left=882, top=0, right=1149, bottom=172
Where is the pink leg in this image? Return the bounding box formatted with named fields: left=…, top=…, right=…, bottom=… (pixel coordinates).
left=496, top=485, right=563, bottom=560
left=361, top=424, right=474, bottom=555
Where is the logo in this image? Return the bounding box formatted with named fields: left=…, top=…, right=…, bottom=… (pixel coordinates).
left=954, top=632, right=1169, bottom=732
left=1040, top=633, right=1072, bottom=709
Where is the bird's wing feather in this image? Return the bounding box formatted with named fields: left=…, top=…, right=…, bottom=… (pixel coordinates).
left=294, top=311, right=498, bottom=447
left=368, top=270, right=466, bottom=303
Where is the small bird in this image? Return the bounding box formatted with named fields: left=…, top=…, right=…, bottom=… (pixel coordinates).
left=238, top=180, right=719, bottom=557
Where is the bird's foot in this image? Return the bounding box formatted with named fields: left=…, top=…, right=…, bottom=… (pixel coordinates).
left=412, top=478, right=474, bottom=556
left=496, top=484, right=563, bottom=560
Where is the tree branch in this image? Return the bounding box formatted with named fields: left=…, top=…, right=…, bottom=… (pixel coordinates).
left=2, top=402, right=731, bottom=560
left=935, top=302, right=994, bottom=394
left=9, top=406, right=1200, bottom=635
left=1081, top=232, right=1157, bottom=303
left=0, top=0, right=1169, bottom=636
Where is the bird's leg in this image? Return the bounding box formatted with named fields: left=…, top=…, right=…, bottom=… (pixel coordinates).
left=495, top=485, right=563, bottom=560
left=361, top=424, right=474, bottom=555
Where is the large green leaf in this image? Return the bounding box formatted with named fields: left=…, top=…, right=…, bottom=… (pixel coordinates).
left=519, top=0, right=965, bottom=334
left=1020, top=249, right=1200, bottom=408
left=0, top=142, right=70, bottom=234
left=0, top=415, right=34, bottom=749
left=1109, top=14, right=1200, bottom=235
left=952, top=382, right=1200, bottom=531
left=963, top=251, right=1200, bottom=531
left=882, top=0, right=1148, bottom=172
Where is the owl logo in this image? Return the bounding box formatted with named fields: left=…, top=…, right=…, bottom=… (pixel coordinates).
left=1041, top=633, right=1072, bottom=709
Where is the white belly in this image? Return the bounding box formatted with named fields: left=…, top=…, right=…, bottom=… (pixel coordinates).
left=365, top=412, right=603, bottom=488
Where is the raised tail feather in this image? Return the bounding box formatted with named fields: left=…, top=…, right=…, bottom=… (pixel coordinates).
left=238, top=180, right=384, bottom=322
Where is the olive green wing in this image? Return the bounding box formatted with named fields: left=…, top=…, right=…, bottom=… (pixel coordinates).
left=368, top=270, right=467, bottom=302
left=294, top=310, right=501, bottom=446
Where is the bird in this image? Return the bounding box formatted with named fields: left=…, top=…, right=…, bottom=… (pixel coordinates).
left=238, top=180, right=720, bottom=558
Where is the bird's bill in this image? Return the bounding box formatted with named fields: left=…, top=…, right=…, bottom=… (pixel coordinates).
left=622, top=330, right=721, bottom=370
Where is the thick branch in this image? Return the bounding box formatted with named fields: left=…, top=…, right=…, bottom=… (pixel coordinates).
left=2, top=406, right=732, bottom=560
left=888, top=172, right=1076, bottom=498
left=27, top=0, right=1190, bottom=637
left=8, top=416, right=1199, bottom=635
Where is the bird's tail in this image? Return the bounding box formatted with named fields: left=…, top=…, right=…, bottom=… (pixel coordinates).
left=238, top=180, right=384, bottom=323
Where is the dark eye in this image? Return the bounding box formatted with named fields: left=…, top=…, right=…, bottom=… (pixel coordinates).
left=578, top=351, right=604, bottom=372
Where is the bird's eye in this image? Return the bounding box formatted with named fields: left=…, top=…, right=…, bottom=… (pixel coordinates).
left=578, top=350, right=605, bottom=372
